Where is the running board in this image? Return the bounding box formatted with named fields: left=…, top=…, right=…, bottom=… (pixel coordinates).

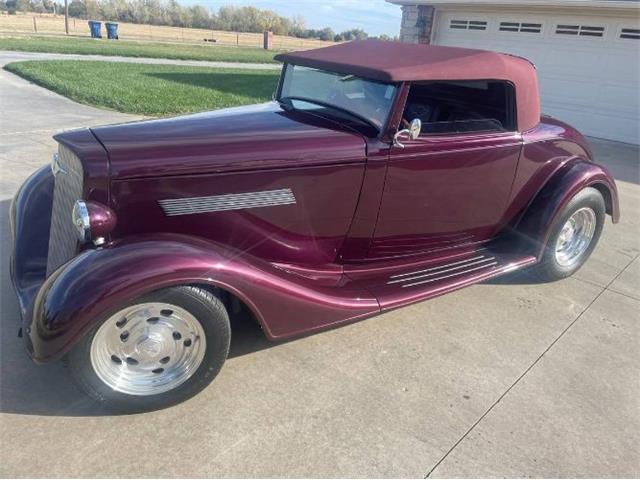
left=347, top=251, right=537, bottom=312
left=387, top=253, right=498, bottom=288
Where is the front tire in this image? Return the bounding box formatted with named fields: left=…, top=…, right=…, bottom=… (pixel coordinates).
left=68, top=286, right=230, bottom=413
left=533, top=187, right=605, bottom=281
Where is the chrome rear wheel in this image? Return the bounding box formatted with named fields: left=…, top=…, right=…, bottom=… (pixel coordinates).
left=554, top=207, right=597, bottom=267
left=90, top=302, right=206, bottom=396
left=533, top=187, right=605, bottom=282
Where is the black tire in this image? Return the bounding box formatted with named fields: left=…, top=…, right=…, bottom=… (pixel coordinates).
left=68, top=286, right=230, bottom=413
left=533, top=187, right=605, bottom=282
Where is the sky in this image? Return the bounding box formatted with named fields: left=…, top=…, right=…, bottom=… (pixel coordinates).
left=191, top=0, right=404, bottom=36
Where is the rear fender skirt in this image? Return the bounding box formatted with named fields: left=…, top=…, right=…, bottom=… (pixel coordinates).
left=27, top=234, right=379, bottom=362
left=513, top=158, right=619, bottom=259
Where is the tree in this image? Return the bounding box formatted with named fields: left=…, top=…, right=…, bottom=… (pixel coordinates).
left=67, top=0, right=84, bottom=17
left=288, top=14, right=306, bottom=37
left=334, top=28, right=368, bottom=41
left=9, top=0, right=371, bottom=41
left=374, top=34, right=397, bottom=41
left=188, top=4, right=211, bottom=29
left=15, top=0, right=32, bottom=11
left=5, top=0, right=17, bottom=14
left=317, top=26, right=334, bottom=41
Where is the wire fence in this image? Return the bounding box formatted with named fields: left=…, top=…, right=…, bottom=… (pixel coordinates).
left=0, top=12, right=335, bottom=50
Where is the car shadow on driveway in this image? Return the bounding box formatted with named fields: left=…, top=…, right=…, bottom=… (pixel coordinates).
left=483, top=269, right=544, bottom=285
left=0, top=191, right=574, bottom=417
left=0, top=199, right=108, bottom=416
left=0, top=198, right=278, bottom=417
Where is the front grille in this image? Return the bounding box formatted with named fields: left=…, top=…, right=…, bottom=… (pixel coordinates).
left=46, top=144, right=84, bottom=276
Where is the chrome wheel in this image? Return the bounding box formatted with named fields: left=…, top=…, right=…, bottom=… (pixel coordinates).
left=90, top=302, right=206, bottom=396
left=554, top=207, right=597, bottom=267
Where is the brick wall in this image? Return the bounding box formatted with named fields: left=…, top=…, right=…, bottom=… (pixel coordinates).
left=399, top=4, right=434, bottom=44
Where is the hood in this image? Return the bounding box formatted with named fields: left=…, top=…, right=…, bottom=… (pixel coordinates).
left=91, top=102, right=367, bottom=179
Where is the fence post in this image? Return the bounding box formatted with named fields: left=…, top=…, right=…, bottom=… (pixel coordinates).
left=64, top=0, right=69, bottom=34
left=33, top=16, right=37, bottom=33
left=263, top=30, right=273, bottom=50
left=236, top=33, right=239, bottom=46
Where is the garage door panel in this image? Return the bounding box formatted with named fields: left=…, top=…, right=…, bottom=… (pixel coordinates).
left=434, top=10, right=640, bottom=143
left=548, top=107, right=639, bottom=144
left=539, top=78, right=597, bottom=107
left=600, top=52, right=640, bottom=78
left=536, top=49, right=602, bottom=74
left=597, top=85, right=640, bottom=115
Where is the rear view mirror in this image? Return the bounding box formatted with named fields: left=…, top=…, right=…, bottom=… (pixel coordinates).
left=393, top=118, right=422, bottom=148
left=408, top=118, right=422, bottom=139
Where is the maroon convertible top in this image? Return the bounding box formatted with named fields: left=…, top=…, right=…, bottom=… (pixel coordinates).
left=275, top=39, right=541, bottom=131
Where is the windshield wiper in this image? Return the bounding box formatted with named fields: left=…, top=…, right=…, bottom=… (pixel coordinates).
left=277, top=97, right=295, bottom=112
left=278, top=96, right=376, bottom=129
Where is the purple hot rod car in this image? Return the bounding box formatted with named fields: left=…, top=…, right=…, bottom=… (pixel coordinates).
left=11, top=40, right=619, bottom=411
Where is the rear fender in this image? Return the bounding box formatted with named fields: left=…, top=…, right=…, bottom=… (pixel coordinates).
left=27, top=234, right=379, bottom=362
left=514, top=158, right=619, bottom=259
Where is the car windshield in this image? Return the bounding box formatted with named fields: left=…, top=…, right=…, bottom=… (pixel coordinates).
left=279, top=64, right=397, bottom=130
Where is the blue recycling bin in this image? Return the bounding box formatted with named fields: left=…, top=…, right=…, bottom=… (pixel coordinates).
left=105, top=22, right=119, bottom=40
left=88, top=20, right=102, bottom=39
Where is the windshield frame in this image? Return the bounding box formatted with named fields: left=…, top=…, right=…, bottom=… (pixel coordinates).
left=275, top=63, right=399, bottom=136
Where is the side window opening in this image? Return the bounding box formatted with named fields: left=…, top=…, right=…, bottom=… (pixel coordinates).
left=401, top=81, right=516, bottom=135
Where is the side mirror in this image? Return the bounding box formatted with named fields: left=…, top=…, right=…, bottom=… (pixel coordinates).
left=393, top=118, right=422, bottom=148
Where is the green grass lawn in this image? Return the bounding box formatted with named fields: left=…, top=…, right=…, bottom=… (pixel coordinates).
left=4, top=60, right=280, bottom=116
left=0, top=36, right=278, bottom=63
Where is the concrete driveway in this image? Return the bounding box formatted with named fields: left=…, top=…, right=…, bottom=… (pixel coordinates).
left=1, top=59, right=639, bottom=478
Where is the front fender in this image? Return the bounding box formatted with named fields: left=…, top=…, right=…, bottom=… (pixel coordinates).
left=27, top=234, right=379, bottom=362
left=515, top=158, right=619, bottom=259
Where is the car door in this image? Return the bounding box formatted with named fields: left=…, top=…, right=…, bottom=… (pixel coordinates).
left=369, top=80, right=522, bottom=259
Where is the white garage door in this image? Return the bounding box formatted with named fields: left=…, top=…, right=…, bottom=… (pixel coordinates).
left=433, top=11, right=640, bottom=144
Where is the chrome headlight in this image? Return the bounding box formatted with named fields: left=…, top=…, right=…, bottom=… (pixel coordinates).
left=72, top=200, right=91, bottom=243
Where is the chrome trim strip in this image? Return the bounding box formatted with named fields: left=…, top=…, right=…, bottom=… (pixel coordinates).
left=387, top=256, right=496, bottom=285
left=389, top=254, right=488, bottom=280
left=401, top=261, right=498, bottom=288
left=158, top=188, right=296, bottom=216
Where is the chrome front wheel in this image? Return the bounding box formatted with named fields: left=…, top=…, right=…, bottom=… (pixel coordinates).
left=90, top=302, right=207, bottom=396
left=69, top=286, right=231, bottom=412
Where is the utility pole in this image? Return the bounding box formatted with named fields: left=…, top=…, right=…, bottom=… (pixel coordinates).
left=64, top=0, right=69, bottom=35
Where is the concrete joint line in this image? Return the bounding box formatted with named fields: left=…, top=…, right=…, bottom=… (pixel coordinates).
left=423, top=253, right=639, bottom=478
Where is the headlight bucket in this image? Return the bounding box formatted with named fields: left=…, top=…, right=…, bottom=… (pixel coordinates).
left=72, top=200, right=91, bottom=243
left=72, top=200, right=117, bottom=244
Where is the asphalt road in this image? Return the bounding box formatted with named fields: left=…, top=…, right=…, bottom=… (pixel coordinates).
left=1, top=53, right=639, bottom=477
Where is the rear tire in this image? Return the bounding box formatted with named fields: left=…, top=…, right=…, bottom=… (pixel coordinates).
left=68, top=286, right=230, bottom=413
left=533, top=187, right=605, bottom=282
